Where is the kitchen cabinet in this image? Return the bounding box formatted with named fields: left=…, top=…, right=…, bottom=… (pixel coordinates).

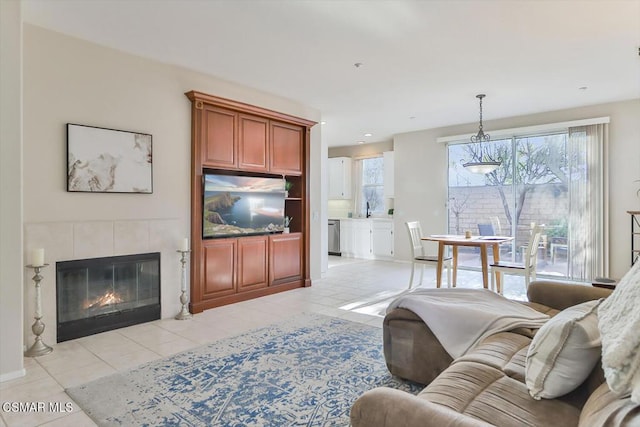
left=340, top=220, right=353, bottom=256
left=328, top=157, right=352, bottom=199
left=372, top=220, right=394, bottom=259
left=383, top=151, right=394, bottom=198
left=340, top=219, right=393, bottom=260
left=353, top=220, right=372, bottom=258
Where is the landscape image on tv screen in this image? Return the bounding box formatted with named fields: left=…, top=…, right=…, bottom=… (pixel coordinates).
left=203, top=174, right=286, bottom=238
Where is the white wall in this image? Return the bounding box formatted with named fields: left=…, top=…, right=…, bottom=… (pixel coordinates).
left=310, top=125, right=325, bottom=278
left=0, top=0, right=25, bottom=381
left=394, top=99, right=640, bottom=279
left=19, top=25, right=321, bottom=347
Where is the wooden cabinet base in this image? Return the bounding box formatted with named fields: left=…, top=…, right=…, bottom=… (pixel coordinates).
left=189, top=279, right=306, bottom=313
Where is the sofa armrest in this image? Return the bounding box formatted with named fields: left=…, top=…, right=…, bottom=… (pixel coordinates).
left=350, top=387, right=493, bottom=427
left=527, top=280, right=611, bottom=311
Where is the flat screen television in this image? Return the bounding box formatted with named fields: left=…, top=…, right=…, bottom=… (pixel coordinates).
left=202, top=173, right=286, bottom=239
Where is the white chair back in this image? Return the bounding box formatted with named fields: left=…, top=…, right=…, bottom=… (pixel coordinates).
left=406, top=221, right=425, bottom=259
left=490, top=216, right=502, bottom=235
left=524, top=226, right=543, bottom=269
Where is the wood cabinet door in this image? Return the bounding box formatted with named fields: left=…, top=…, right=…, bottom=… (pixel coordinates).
left=269, top=233, right=302, bottom=285
left=269, top=121, right=302, bottom=175
left=237, top=235, right=269, bottom=291
left=238, top=114, right=269, bottom=172
left=202, top=238, right=237, bottom=299
left=202, top=106, right=237, bottom=168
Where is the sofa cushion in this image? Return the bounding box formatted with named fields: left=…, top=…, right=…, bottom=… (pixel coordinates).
left=351, top=387, right=495, bottom=427
left=455, top=331, right=531, bottom=382
left=579, top=382, right=640, bottom=426
left=525, top=299, right=603, bottom=400
left=420, top=361, right=581, bottom=427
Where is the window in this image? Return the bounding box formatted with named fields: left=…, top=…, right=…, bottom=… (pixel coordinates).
left=447, top=124, right=606, bottom=281
left=357, top=156, right=385, bottom=216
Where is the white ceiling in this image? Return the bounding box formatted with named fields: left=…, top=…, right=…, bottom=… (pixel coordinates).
left=21, top=0, right=640, bottom=147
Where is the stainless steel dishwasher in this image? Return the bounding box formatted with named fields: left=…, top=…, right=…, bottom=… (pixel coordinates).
left=328, top=219, right=341, bottom=256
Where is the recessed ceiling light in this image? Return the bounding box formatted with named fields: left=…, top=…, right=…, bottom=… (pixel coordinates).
left=358, top=141, right=365, bottom=144
left=320, top=121, right=326, bottom=125
left=364, top=133, right=372, bottom=137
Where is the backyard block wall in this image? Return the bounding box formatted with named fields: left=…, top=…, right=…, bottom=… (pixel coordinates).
left=448, top=183, right=568, bottom=246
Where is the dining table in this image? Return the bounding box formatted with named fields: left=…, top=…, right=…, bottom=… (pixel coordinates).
left=422, top=234, right=514, bottom=290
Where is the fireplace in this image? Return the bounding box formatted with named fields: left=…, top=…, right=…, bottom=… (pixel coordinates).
left=56, top=252, right=161, bottom=342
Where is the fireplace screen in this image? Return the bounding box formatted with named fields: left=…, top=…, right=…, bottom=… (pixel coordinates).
left=56, top=252, right=160, bottom=342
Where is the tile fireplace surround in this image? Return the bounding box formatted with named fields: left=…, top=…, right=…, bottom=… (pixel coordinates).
left=24, top=219, right=183, bottom=347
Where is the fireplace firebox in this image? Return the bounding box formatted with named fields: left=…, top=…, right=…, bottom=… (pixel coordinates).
left=56, top=252, right=161, bottom=342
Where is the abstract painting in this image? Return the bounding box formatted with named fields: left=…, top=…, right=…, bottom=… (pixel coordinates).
left=67, top=123, right=153, bottom=193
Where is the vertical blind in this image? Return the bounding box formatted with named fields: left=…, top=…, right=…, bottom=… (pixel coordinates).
left=567, top=123, right=608, bottom=280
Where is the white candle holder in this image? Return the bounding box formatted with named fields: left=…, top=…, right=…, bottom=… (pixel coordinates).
left=25, top=264, right=53, bottom=357
left=175, top=250, right=192, bottom=320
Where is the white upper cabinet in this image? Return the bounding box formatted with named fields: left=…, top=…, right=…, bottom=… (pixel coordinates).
left=328, top=157, right=352, bottom=199
left=383, top=151, right=394, bottom=198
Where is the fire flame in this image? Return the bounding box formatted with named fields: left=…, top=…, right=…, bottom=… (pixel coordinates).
left=84, top=292, right=123, bottom=310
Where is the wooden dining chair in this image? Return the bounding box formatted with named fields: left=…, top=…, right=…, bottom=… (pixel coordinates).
left=490, top=225, right=542, bottom=294
left=405, top=221, right=452, bottom=289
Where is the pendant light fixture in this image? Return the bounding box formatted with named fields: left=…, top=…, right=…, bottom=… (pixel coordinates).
left=462, top=94, right=501, bottom=174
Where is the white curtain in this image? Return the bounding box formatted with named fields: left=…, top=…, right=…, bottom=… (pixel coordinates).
left=567, top=123, right=608, bottom=280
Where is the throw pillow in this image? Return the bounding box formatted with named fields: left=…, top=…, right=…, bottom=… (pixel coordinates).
left=525, top=299, right=603, bottom=400
left=598, top=260, right=640, bottom=403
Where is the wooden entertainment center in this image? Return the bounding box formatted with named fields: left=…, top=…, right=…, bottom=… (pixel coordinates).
left=185, top=91, right=316, bottom=313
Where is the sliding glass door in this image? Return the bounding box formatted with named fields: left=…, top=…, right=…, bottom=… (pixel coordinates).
left=447, top=132, right=580, bottom=279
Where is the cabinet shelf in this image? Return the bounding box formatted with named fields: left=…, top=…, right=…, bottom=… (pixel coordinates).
left=285, top=197, right=302, bottom=201
left=629, top=211, right=640, bottom=266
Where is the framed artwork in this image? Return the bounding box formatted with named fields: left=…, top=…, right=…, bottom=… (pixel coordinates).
left=67, top=123, right=153, bottom=193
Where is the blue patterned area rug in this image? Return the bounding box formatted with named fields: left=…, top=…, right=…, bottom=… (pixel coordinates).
left=67, top=313, right=421, bottom=426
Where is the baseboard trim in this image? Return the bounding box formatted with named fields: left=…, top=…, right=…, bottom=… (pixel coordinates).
left=0, top=368, right=26, bottom=383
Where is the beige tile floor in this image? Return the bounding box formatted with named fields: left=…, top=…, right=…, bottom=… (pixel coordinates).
left=0, top=258, right=534, bottom=426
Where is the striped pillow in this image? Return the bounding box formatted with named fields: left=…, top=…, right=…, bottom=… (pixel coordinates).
left=525, top=299, right=603, bottom=400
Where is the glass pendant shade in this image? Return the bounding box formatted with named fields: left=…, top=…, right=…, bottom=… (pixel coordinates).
left=462, top=160, right=501, bottom=174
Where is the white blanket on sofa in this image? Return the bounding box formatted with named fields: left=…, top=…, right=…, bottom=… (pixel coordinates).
left=598, top=261, right=640, bottom=403
left=387, top=288, right=549, bottom=358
